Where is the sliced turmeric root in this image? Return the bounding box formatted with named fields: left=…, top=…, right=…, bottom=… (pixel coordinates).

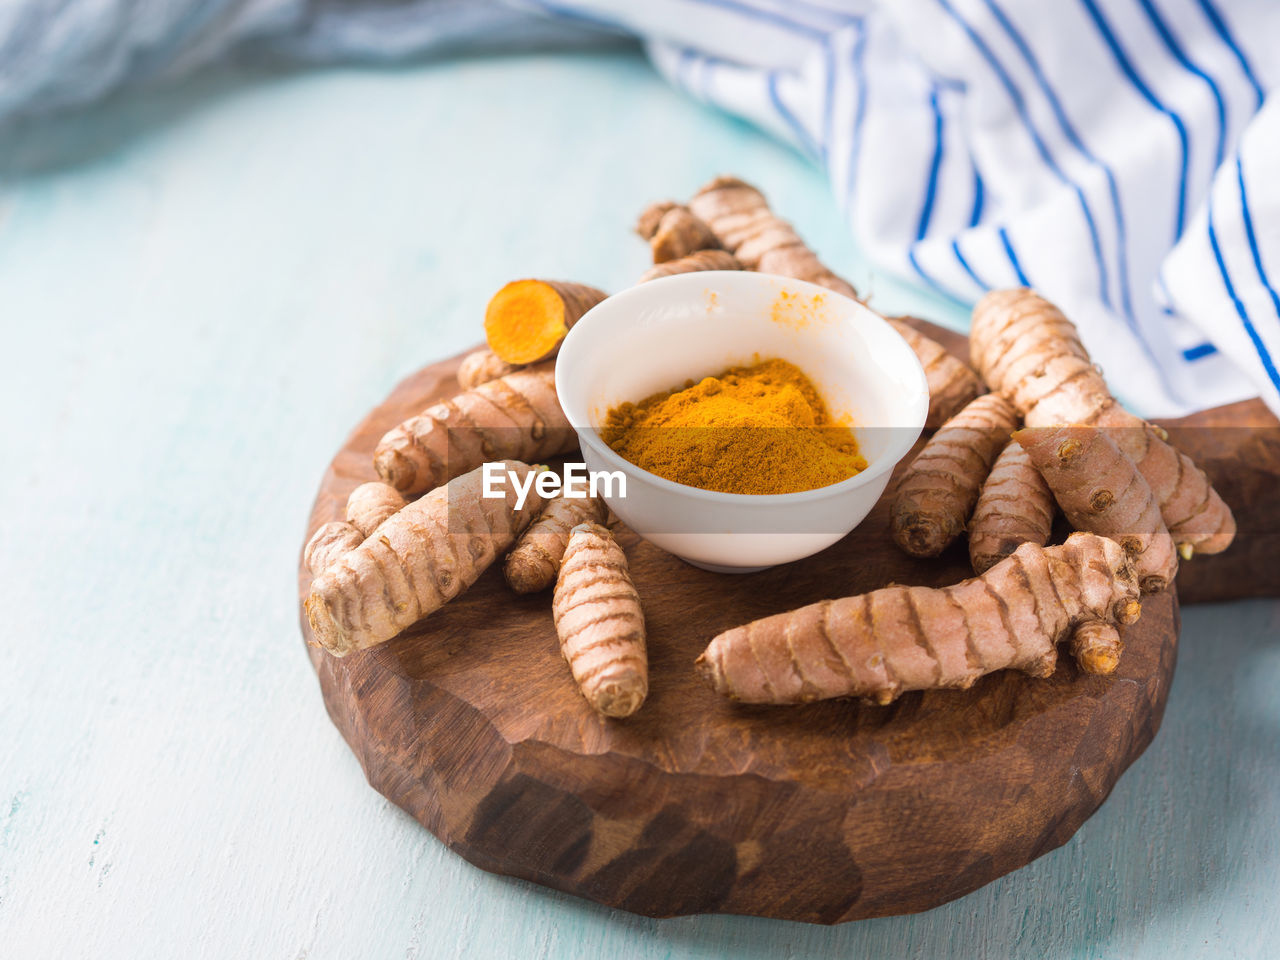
left=484, top=279, right=607, bottom=365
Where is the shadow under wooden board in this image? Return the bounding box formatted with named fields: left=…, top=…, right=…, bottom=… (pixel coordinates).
left=297, top=320, right=1278, bottom=925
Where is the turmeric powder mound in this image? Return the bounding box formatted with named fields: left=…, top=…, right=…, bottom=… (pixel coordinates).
left=601, top=359, right=867, bottom=495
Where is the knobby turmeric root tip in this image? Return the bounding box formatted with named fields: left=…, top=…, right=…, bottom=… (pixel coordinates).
left=304, top=521, right=365, bottom=577
left=635, top=202, right=722, bottom=263
left=1016, top=424, right=1178, bottom=594
left=305, top=460, right=547, bottom=657
left=970, top=288, right=1235, bottom=554
left=345, top=481, right=407, bottom=538
left=891, top=393, right=1019, bottom=558
left=688, top=175, right=858, bottom=298
left=552, top=523, right=647, bottom=718
left=1070, top=620, right=1124, bottom=676
left=697, top=533, right=1141, bottom=705
left=306, top=482, right=410, bottom=577
left=634, top=200, right=677, bottom=240
left=484, top=279, right=607, bottom=365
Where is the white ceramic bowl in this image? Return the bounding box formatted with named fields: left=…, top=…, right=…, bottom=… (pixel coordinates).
left=555, top=272, right=928, bottom=571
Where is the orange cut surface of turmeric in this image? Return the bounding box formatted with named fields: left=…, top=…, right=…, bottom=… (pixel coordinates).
left=484, top=279, right=606, bottom=365
left=601, top=358, right=867, bottom=495
left=484, top=280, right=567, bottom=363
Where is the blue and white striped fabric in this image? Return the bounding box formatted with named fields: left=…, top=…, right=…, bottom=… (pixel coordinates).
left=516, top=0, right=1280, bottom=418
left=1, top=0, right=1276, bottom=415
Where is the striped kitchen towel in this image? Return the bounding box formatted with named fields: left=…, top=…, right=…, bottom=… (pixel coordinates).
left=516, top=0, right=1280, bottom=419
left=1, top=0, right=1275, bottom=416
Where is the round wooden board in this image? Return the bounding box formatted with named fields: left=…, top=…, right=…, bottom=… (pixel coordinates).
left=298, top=349, right=1179, bottom=925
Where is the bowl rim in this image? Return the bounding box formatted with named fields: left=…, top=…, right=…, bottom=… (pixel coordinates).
left=555, top=271, right=929, bottom=507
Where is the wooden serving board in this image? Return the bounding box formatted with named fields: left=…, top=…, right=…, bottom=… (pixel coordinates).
left=298, top=336, right=1190, bottom=925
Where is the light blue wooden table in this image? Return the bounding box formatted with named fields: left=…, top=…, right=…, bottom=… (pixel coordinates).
left=2, top=49, right=1277, bottom=959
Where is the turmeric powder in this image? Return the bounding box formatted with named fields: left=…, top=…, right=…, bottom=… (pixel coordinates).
left=601, top=358, right=866, bottom=495
left=374, top=363, right=576, bottom=496
left=684, top=175, right=985, bottom=427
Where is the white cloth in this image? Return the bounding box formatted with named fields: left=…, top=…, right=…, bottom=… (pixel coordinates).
left=517, top=0, right=1280, bottom=418
left=4, top=0, right=1277, bottom=415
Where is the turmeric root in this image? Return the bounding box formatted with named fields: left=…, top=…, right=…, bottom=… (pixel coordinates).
left=968, top=441, right=1055, bottom=574
left=638, top=249, right=743, bottom=283
left=886, top=317, right=987, bottom=428
left=684, top=176, right=984, bottom=427
left=634, top=200, right=677, bottom=240
left=635, top=202, right=722, bottom=263
left=1016, top=424, right=1178, bottom=594
left=552, top=522, right=647, bottom=717
left=483, top=279, right=607, bottom=365
left=696, top=532, right=1142, bottom=704
left=1070, top=620, right=1123, bottom=676
left=345, top=481, right=407, bottom=537
left=374, top=363, right=576, bottom=496
left=688, top=175, right=858, bottom=298
left=305, top=460, right=547, bottom=657
left=304, top=521, right=365, bottom=576
left=504, top=491, right=606, bottom=594
left=457, top=349, right=519, bottom=390
left=970, top=288, right=1235, bottom=555
left=306, top=482, right=410, bottom=575
left=891, top=393, right=1019, bottom=558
